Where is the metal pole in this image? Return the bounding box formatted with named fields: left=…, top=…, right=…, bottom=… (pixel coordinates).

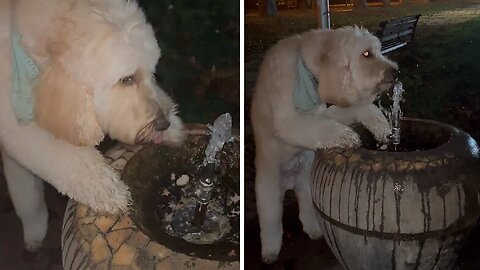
left=317, top=0, right=330, bottom=29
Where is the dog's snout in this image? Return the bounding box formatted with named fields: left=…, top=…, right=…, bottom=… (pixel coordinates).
left=154, top=117, right=170, bottom=131
left=385, top=68, right=400, bottom=82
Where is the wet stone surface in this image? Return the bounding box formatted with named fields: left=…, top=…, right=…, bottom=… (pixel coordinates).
left=62, top=141, right=239, bottom=270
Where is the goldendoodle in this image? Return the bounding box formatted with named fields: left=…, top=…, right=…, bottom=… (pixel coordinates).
left=0, top=0, right=184, bottom=251
left=251, top=26, right=399, bottom=263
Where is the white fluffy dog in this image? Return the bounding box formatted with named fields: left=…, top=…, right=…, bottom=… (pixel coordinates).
left=251, top=26, right=399, bottom=263
left=0, top=0, right=184, bottom=251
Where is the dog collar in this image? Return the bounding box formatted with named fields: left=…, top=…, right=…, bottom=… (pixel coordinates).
left=11, top=29, right=38, bottom=124
left=293, top=56, right=331, bottom=112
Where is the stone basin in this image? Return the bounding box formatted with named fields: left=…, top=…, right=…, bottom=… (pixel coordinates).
left=310, top=118, right=480, bottom=270
left=61, top=125, right=240, bottom=270
left=122, top=130, right=240, bottom=262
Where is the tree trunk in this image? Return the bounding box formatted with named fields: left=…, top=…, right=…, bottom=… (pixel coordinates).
left=263, top=0, right=277, bottom=16
left=353, top=0, right=367, bottom=8
left=299, top=0, right=306, bottom=10
left=259, top=0, right=266, bottom=16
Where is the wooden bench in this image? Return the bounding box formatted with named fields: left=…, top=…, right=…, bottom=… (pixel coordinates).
left=376, top=14, right=421, bottom=54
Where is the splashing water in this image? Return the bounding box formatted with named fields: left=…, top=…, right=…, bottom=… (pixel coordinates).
left=194, top=113, right=234, bottom=227
left=169, top=113, right=235, bottom=243
left=203, top=113, right=234, bottom=166
left=391, top=81, right=405, bottom=150
left=378, top=81, right=405, bottom=151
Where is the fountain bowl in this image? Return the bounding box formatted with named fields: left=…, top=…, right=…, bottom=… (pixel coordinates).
left=61, top=124, right=239, bottom=270
left=311, top=118, right=480, bottom=270
left=122, top=126, right=240, bottom=261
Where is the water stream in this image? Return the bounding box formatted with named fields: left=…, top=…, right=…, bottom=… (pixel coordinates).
left=379, top=81, right=405, bottom=151
left=391, top=81, right=405, bottom=151
left=168, top=113, right=234, bottom=244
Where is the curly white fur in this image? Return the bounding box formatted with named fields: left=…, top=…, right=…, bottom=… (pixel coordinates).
left=0, top=0, right=184, bottom=251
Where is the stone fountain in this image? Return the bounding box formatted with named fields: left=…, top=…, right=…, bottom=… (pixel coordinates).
left=61, top=114, right=239, bottom=270
left=123, top=113, right=239, bottom=261
left=310, top=83, right=480, bottom=270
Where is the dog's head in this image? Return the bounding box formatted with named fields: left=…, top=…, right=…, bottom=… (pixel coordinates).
left=317, top=26, right=399, bottom=107
left=33, top=0, right=184, bottom=146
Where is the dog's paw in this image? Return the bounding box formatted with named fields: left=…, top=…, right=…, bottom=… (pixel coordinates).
left=371, top=123, right=392, bottom=144
left=361, top=105, right=392, bottom=144
left=319, top=124, right=361, bottom=149
left=260, top=231, right=282, bottom=264
left=304, top=225, right=322, bottom=240
left=364, top=110, right=391, bottom=144
left=68, top=151, right=132, bottom=214
left=84, top=173, right=131, bottom=214
left=302, top=219, right=322, bottom=240
left=24, top=240, right=42, bottom=252
left=262, top=251, right=280, bottom=264
left=338, top=127, right=361, bottom=148
left=88, top=178, right=132, bottom=214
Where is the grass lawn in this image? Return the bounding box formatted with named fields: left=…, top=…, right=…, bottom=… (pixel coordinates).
left=245, top=0, right=476, bottom=61
left=393, top=17, right=480, bottom=140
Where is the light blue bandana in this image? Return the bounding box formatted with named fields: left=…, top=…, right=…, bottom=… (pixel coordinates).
left=11, top=30, right=38, bottom=124
left=293, top=57, right=320, bottom=112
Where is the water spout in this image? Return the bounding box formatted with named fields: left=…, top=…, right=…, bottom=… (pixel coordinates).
left=193, top=164, right=215, bottom=227
left=391, top=81, right=405, bottom=151
left=193, top=113, right=234, bottom=227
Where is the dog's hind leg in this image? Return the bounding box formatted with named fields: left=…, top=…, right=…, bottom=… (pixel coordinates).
left=293, top=151, right=322, bottom=240
left=255, top=157, right=284, bottom=264
left=2, top=152, right=48, bottom=252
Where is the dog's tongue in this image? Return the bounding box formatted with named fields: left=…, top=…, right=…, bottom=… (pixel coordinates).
left=152, top=133, right=163, bottom=144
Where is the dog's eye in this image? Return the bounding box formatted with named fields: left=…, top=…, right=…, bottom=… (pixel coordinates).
left=363, top=51, right=371, bottom=58
left=120, top=75, right=135, bottom=85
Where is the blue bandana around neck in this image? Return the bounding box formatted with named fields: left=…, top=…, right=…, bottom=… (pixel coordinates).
left=293, top=56, right=320, bottom=112
left=11, top=30, right=38, bottom=124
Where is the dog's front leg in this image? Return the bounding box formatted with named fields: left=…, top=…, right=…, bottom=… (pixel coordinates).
left=2, top=151, right=48, bottom=252
left=354, top=104, right=391, bottom=143
left=273, top=112, right=361, bottom=150
left=0, top=123, right=131, bottom=214
left=326, top=104, right=391, bottom=143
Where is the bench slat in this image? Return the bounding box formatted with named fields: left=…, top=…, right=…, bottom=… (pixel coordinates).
left=378, top=14, right=421, bottom=28
left=381, top=43, right=408, bottom=54
left=380, top=29, right=414, bottom=42
left=380, top=21, right=418, bottom=35
left=376, top=14, right=421, bottom=54
left=379, top=17, right=419, bottom=29
left=382, top=39, right=408, bottom=48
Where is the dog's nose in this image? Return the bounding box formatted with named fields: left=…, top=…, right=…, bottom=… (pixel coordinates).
left=385, top=68, right=400, bottom=82
left=154, top=117, right=170, bottom=131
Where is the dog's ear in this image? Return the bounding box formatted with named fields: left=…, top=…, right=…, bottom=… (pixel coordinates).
left=34, top=65, right=104, bottom=146
left=317, top=32, right=352, bottom=108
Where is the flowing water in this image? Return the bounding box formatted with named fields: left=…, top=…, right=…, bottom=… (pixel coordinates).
left=169, top=113, right=234, bottom=244
left=379, top=81, right=405, bottom=151
left=203, top=113, right=234, bottom=165
left=391, top=81, right=405, bottom=151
